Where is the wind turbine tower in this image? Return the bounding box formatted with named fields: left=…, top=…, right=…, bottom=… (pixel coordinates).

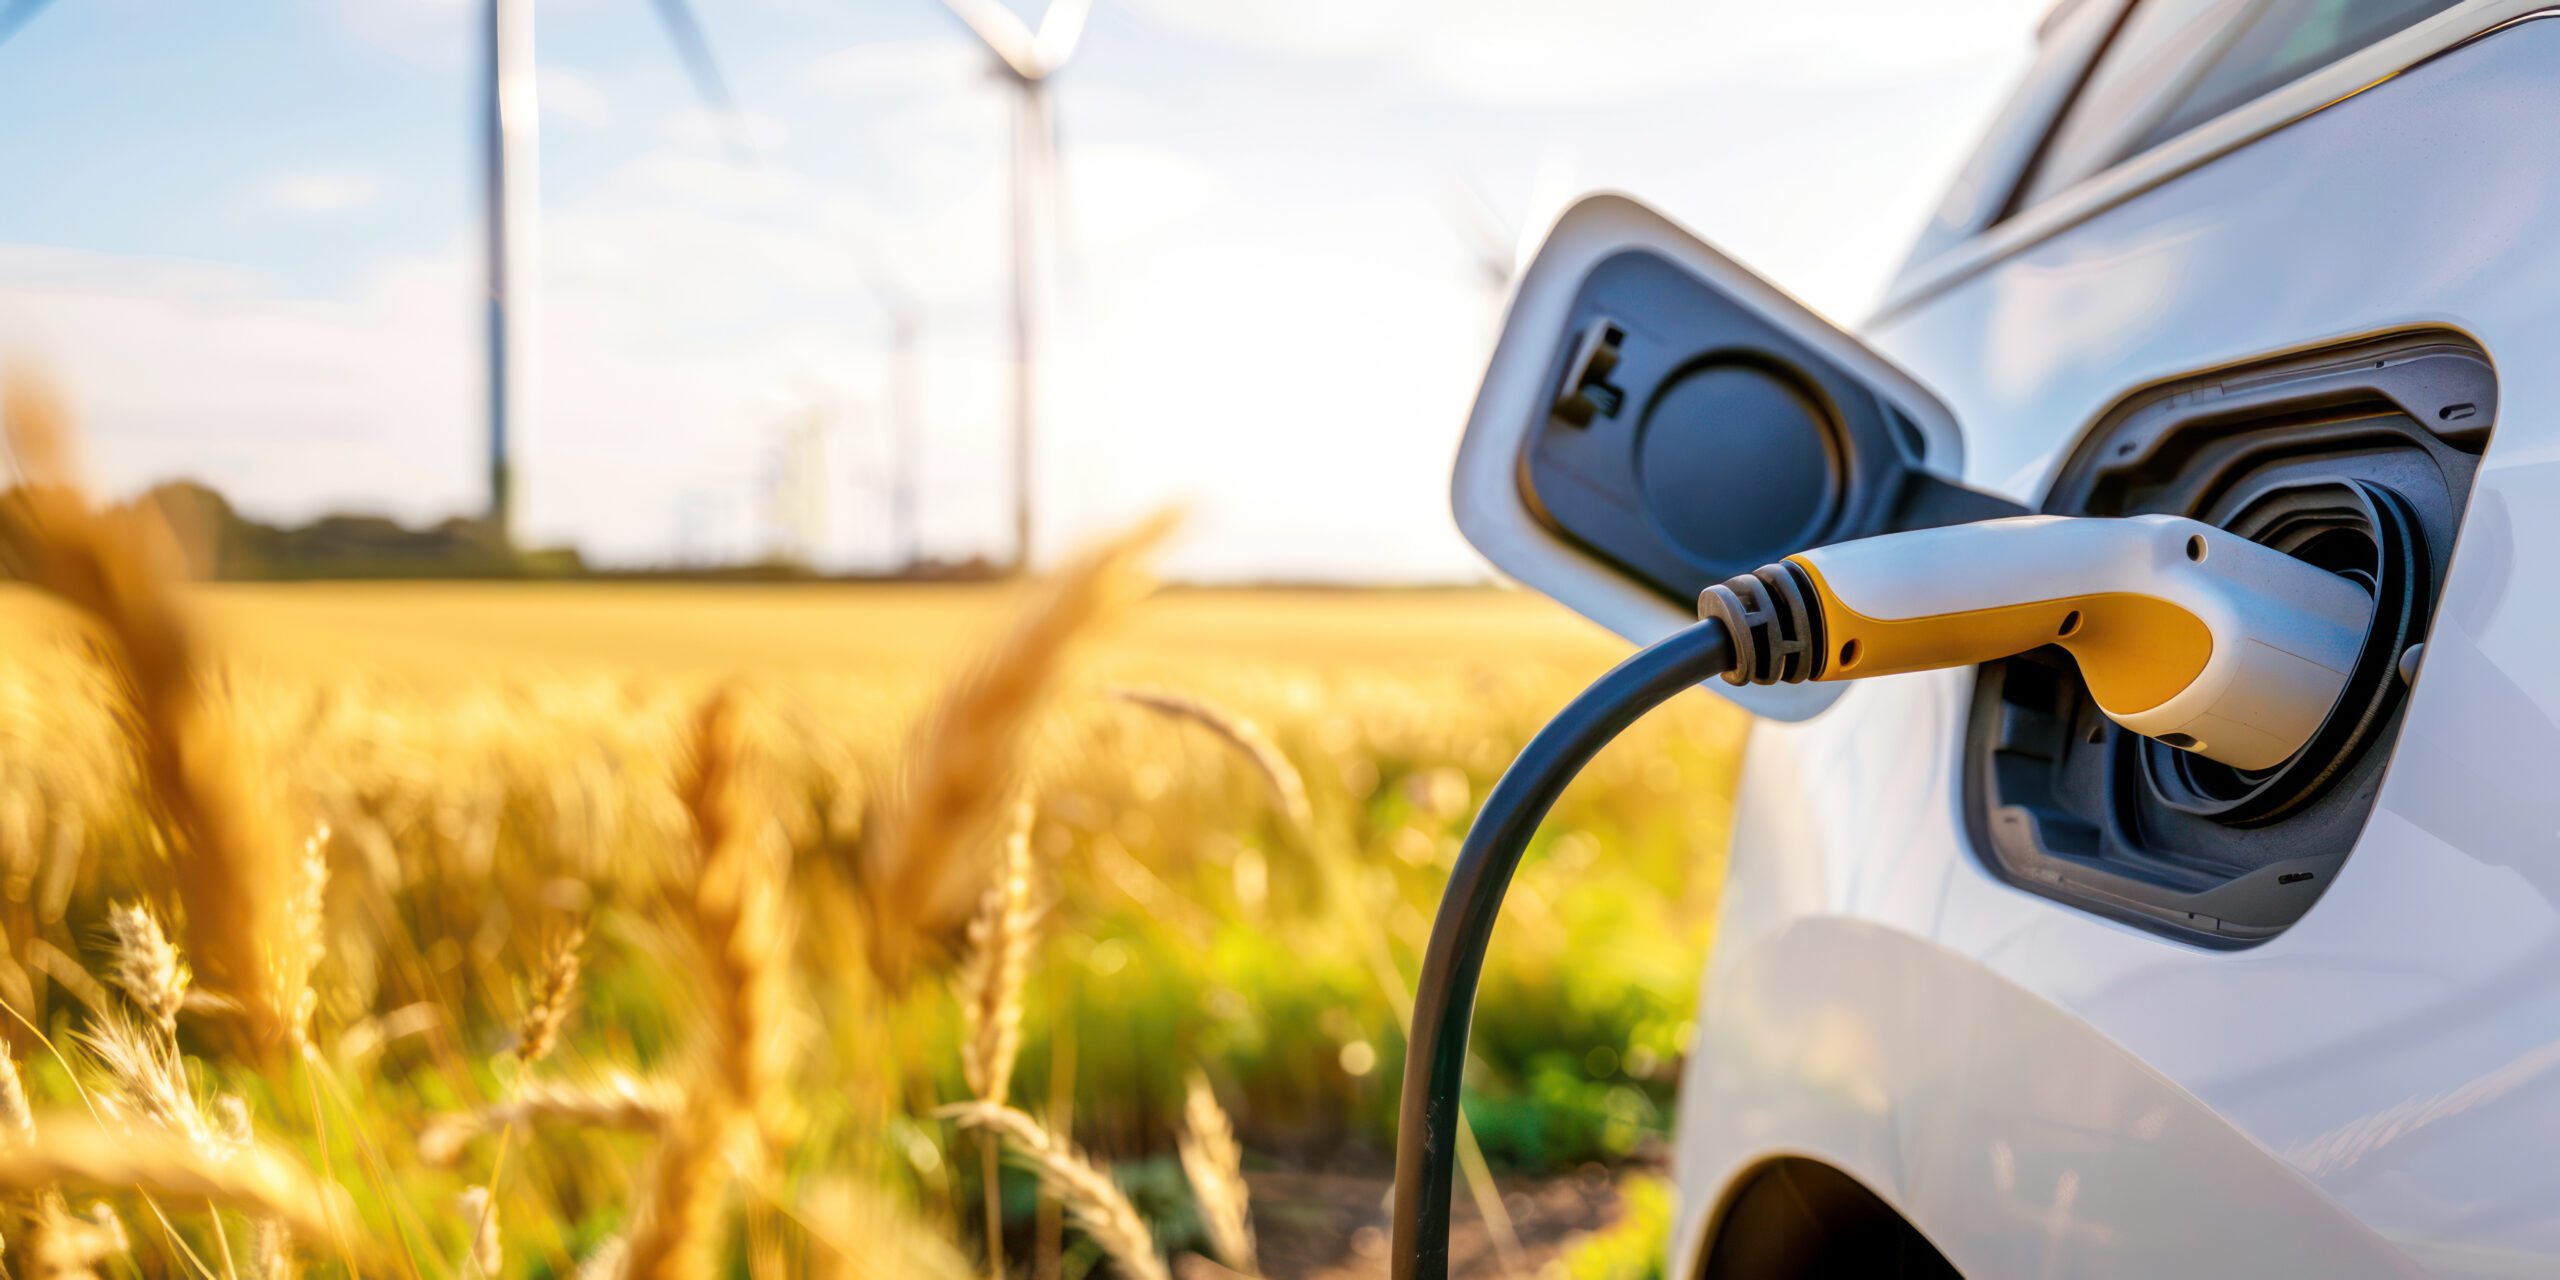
left=479, top=0, right=750, bottom=548
left=930, top=0, right=1093, bottom=575
left=481, top=0, right=538, bottom=544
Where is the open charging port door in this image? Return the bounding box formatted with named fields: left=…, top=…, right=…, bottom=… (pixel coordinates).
left=1451, top=193, right=2022, bottom=720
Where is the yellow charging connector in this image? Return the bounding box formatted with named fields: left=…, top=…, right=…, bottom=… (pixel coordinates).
left=1698, top=514, right=2373, bottom=769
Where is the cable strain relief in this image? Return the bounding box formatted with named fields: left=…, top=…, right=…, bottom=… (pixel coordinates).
left=1696, top=561, right=1826, bottom=686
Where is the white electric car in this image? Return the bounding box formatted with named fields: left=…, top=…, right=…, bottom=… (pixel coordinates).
left=1451, top=1, right=2560, bottom=1274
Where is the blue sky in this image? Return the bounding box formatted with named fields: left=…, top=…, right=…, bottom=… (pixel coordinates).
left=0, top=0, right=2048, bottom=580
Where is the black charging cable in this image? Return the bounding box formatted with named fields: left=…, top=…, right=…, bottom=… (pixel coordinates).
left=1390, top=617, right=1738, bottom=1279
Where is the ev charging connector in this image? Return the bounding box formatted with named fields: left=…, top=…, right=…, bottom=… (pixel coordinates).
left=1391, top=512, right=2378, bottom=1277
left=1700, top=513, right=2372, bottom=769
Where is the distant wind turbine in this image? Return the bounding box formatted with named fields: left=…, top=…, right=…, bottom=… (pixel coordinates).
left=927, top=0, right=1094, bottom=576
left=855, top=268, right=926, bottom=572
left=1445, top=150, right=1581, bottom=310
left=479, top=0, right=753, bottom=548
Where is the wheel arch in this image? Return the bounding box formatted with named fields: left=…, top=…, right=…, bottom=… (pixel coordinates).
left=1688, top=1154, right=1959, bottom=1280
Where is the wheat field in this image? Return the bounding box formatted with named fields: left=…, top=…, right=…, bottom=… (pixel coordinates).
left=0, top=385, right=1745, bottom=1278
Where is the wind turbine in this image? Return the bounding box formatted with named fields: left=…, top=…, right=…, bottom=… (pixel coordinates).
left=478, top=0, right=751, bottom=548
left=1444, top=150, right=1582, bottom=316
left=926, top=0, right=1093, bottom=576
left=0, top=0, right=59, bottom=47
left=852, top=267, right=926, bottom=573
left=481, top=0, right=537, bottom=546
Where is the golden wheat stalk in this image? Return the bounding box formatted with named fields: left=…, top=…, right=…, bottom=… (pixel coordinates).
left=1177, top=1071, right=1258, bottom=1275
left=513, top=917, right=588, bottom=1066
left=861, top=512, right=1178, bottom=982
left=955, top=797, right=1039, bottom=1278
left=418, top=1074, right=676, bottom=1167
left=616, top=1093, right=728, bottom=1280
left=26, top=939, right=113, bottom=1018
left=940, top=1101, right=1170, bottom=1280
left=673, top=690, right=786, bottom=1153
left=0, top=371, right=302, bottom=1057
left=621, top=690, right=791, bottom=1280
left=1108, top=687, right=1314, bottom=836
left=457, top=1185, right=501, bottom=1278
left=577, top=1236, right=628, bottom=1280
left=283, top=821, right=330, bottom=1051
left=252, top=1211, right=297, bottom=1280
left=0, top=1047, right=34, bottom=1138
left=0, top=1114, right=342, bottom=1240
left=956, top=799, right=1036, bottom=1106
left=221, top=1093, right=296, bottom=1280
left=799, top=1179, right=973, bottom=1280
left=21, top=1197, right=129, bottom=1279
left=103, top=901, right=191, bottom=1030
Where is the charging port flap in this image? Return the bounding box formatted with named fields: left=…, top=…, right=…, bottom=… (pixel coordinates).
left=1452, top=193, right=2021, bottom=720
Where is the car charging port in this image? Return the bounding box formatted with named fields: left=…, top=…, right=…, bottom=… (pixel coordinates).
left=2142, top=479, right=2427, bottom=825
left=1963, top=333, right=2492, bottom=944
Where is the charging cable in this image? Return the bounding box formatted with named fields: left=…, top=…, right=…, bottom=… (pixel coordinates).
left=1390, top=513, right=2376, bottom=1277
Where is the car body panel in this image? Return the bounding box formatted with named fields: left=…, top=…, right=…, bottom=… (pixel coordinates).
left=1670, top=15, right=2560, bottom=1278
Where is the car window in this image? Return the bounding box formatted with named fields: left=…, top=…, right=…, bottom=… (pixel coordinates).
left=2009, top=0, right=2467, bottom=212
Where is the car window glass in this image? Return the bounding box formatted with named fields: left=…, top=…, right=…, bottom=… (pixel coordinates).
left=2126, top=0, right=2467, bottom=152
left=2010, top=0, right=2465, bottom=212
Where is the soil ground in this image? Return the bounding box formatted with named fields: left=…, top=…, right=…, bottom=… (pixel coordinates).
left=1200, top=1168, right=1632, bottom=1278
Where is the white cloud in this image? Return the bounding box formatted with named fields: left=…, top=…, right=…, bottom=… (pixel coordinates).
left=1122, top=0, right=2050, bottom=105
left=538, top=65, right=612, bottom=129
left=631, top=153, right=810, bottom=208
left=0, top=244, right=479, bottom=527
left=1060, top=143, right=1225, bottom=245
left=665, top=106, right=791, bottom=155
left=263, top=171, right=383, bottom=214
left=802, top=38, right=989, bottom=99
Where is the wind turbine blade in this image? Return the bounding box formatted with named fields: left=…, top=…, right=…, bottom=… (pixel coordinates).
left=1442, top=178, right=1517, bottom=288
left=1029, top=0, right=1095, bottom=74
left=1518, top=145, right=1579, bottom=271
left=930, top=0, right=1043, bottom=80
left=647, top=0, right=759, bottom=165
left=0, top=0, right=61, bottom=47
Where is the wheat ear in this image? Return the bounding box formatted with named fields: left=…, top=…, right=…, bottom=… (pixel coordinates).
left=622, top=691, right=788, bottom=1280
left=419, top=1074, right=675, bottom=1167
left=0, top=1115, right=342, bottom=1240
left=282, top=821, right=329, bottom=1051
left=941, top=1101, right=1169, bottom=1280
left=512, top=917, right=588, bottom=1067
left=71, top=1009, right=209, bottom=1147
left=0, top=371, right=301, bottom=1057
left=673, top=690, right=786, bottom=1152
left=103, top=901, right=190, bottom=1031
left=956, top=800, right=1036, bottom=1105
left=1109, top=687, right=1314, bottom=836
left=862, top=512, right=1177, bottom=981
left=1177, top=1071, right=1258, bottom=1275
